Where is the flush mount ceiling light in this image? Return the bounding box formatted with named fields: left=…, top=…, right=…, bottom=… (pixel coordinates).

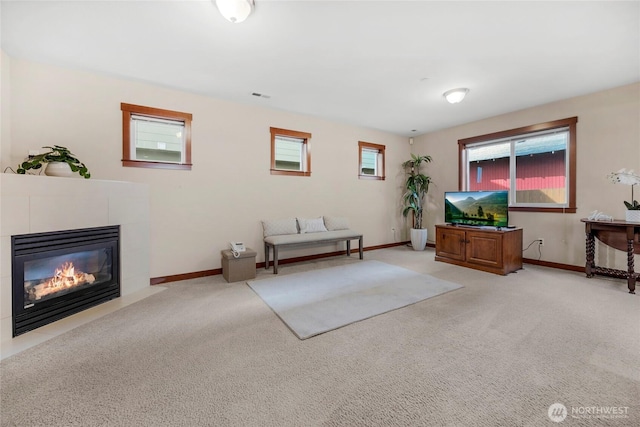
left=443, top=88, right=470, bottom=104
left=215, top=0, right=255, bottom=23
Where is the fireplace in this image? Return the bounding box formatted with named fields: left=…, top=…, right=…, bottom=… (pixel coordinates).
left=12, top=226, right=120, bottom=337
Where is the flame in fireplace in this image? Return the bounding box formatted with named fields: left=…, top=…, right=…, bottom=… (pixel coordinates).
left=27, top=262, right=96, bottom=301
left=50, top=262, right=88, bottom=288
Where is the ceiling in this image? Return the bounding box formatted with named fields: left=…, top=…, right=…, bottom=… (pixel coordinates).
left=1, top=1, right=639, bottom=136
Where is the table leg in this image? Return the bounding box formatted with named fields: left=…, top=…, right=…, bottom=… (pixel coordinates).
left=585, top=232, right=595, bottom=278
left=273, top=246, right=279, bottom=274
left=346, top=240, right=351, bottom=256
left=627, top=238, right=636, bottom=294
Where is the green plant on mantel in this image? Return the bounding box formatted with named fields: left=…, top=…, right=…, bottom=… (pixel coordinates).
left=16, top=145, right=91, bottom=179
left=608, top=168, right=640, bottom=210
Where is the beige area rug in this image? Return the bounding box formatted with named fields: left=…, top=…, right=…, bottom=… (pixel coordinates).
left=247, top=260, right=463, bottom=339
left=1, top=247, right=639, bottom=426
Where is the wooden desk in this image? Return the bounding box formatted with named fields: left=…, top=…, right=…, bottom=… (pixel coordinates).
left=581, top=218, right=640, bottom=294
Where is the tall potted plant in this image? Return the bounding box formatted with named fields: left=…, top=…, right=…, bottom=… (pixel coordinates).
left=402, top=154, right=432, bottom=250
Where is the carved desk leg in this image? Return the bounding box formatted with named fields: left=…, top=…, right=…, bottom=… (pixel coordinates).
left=627, top=238, right=636, bottom=294
left=585, top=231, right=595, bottom=278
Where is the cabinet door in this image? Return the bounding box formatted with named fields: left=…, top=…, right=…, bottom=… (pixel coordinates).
left=436, top=227, right=466, bottom=261
left=466, top=231, right=503, bottom=268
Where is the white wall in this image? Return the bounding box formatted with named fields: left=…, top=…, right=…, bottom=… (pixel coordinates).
left=415, top=82, right=640, bottom=269
left=5, top=57, right=411, bottom=278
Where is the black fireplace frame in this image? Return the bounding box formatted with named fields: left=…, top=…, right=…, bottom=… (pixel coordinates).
left=12, top=226, right=120, bottom=337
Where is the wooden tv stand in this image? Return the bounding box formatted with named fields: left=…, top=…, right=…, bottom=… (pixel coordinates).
left=435, top=224, right=523, bottom=275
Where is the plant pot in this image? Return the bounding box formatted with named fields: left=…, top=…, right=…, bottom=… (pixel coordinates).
left=625, top=210, right=640, bottom=223
left=45, top=162, right=73, bottom=177
left=410, top=228, right=428, bottom=251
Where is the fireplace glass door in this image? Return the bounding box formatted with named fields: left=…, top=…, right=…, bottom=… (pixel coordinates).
left=12, top=226, right=120, bottom=336
left=23, top=248, right=113, bottom=308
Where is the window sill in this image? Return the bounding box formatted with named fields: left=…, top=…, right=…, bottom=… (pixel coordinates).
left=122, top=160, right=192, bottom=170
left=270, top=169, right=311, bottom=177
left=509, top=206, right=577, bottom=213
left=358, top=175, right=385, bottom=181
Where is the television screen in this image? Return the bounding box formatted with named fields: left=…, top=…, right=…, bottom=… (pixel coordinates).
left=444, top=191, right=509, bottom=227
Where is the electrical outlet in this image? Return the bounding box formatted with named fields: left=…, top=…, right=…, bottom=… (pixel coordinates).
left=538, top=238, right=544, bottom=246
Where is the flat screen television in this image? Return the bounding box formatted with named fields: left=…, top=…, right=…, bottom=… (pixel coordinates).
left=444, top=190, right=509, bottom=227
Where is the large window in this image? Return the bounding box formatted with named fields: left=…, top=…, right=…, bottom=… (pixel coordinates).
left=358, top=141, right=385, bottom=180
left=458, top=117, right=577, bottom=212
left=121, top=103, right=192, bottom=170
left=270, top=127, right=311, bottom=177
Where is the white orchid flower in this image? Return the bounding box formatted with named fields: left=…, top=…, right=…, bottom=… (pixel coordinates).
left=608, top=168, right=640, bottom=210
left=608, top=168, right=640, bottom=185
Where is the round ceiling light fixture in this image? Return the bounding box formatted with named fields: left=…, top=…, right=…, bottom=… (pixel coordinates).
left=443, top=88, right=470, bottom=104
left=215, top=0, right=255, bottom=23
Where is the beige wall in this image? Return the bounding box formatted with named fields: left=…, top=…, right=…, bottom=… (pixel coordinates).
left=5, top=53, right=639, bottom=275
left=414, top=82, right=640, bottom=269
left=0, top=50, right=10, bottom=172
left=4, top=57, right=412, bottom=278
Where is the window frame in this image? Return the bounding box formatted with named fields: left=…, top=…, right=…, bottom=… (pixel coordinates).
left=121, top=103, right=193, bottom=170
left=458, top=117, right=578, bottom=213
left=358, top=141, right=386, bottom=181
left=270, top=127, right=312, bottom=177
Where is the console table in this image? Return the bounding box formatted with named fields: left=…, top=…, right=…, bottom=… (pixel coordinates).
left=580, top=219, right=640, bottom=294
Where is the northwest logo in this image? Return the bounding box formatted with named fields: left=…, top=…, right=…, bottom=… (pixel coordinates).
left=548, top=403, right=568, bottom=423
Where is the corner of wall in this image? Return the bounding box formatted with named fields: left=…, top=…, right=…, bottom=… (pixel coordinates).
left=0, top=49, right=12, bottom=172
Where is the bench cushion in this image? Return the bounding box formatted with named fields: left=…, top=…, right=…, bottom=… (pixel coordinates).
left=264, top=230, right=361, bottom=246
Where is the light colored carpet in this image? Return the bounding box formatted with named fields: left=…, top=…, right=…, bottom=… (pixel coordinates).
left=247, top=260, right=463, bottom=339
left=1, top=247, right=639, bottom=426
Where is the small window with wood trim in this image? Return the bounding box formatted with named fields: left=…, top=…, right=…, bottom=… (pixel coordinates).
left=121, top=103, right=192, bottom=170
left=270, top=127, right=311, bottom=177
left=358, top=141, right=385, bottom=180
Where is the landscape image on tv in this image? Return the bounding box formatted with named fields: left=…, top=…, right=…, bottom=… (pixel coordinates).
left=445, top=191, right=509, bottom=227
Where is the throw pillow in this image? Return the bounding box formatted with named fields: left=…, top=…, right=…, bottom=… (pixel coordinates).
left=297, top=217, right=328, bottom=234
left=262, top=218, right=299, bottom=237
left=323, top=216, right=349, bottom=231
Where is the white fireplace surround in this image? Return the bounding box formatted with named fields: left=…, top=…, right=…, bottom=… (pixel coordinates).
left=0, top=173, right=152, bottom=354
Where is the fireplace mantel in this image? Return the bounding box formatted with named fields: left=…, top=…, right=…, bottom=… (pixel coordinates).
left=0, top=173, right=151, bottom=346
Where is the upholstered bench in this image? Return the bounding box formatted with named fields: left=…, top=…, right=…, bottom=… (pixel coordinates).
left=262, top=216, right=363, bottom=274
